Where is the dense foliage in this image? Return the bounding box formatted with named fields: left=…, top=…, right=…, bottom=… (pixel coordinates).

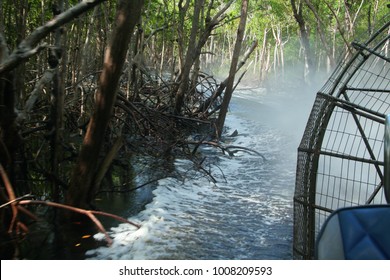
left=0, top=0, right=388, bottom=258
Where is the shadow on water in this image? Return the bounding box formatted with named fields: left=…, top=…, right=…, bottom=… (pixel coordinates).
left=81, top=84, right=316, bottom=260
left=0, top=194, right=147, bottom=259
left=1, top=77, right=321, bottom=260
left=0, top=155, right=174, bottom=260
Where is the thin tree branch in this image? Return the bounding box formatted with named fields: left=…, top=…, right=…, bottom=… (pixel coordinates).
left=185, top=140, right=267, bottom=159
left=0, top=0, right=107, bottom=74
left=17, top=199, right=140, bottom=245
left=0, top=194, right=34, bottom=209
left=0, top=163, right=18, bottom=233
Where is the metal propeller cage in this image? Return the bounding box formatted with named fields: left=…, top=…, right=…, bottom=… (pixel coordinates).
left=293, top=15, right=390, bottom=259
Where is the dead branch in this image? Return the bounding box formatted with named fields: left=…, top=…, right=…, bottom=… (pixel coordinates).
left=1, top=162, right=139, bottom=246
left=225, top=145, right=267, bottom=160
left=17, top=199, right=140, bottom=246
left=96, top=177, right=163, bottom=194
left=185, top=140, right=267, bottom=160
left=0, top=194, right=34, bottom=209
left=194, top=157, right=217, bottom=183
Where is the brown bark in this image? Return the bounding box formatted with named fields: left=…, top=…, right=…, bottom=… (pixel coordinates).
left=216, top=0, right=249, bottom=138
left=66, top=0, right=144, bottom=209
left=17, top=199, right=140, bottom=246
left=174, top=0, right=204, bottom=115
left=197, top=40, right=257, bottom=116
left=94, top=136, right=124, bottom=190
left=176, top=0, right=191, bottom=73
left=174, top=0, right=235, bottom=115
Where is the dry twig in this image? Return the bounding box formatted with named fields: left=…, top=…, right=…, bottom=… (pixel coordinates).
left=17, top=199, right=140, bottom=246
left=0, top=162, right=140, bottom=246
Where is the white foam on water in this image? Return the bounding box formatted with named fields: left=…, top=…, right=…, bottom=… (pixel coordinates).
left=86, top=88, right=310, bottom=260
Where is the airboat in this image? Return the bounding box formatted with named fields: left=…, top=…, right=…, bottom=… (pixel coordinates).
left=293, top=15, right=390, bottom=259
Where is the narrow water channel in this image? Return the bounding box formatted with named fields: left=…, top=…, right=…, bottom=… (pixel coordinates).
left=86, top=86, right=315, bottom=260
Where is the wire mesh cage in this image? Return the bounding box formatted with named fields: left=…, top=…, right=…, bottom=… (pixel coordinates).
left=293, top=15, right=390, bottom=259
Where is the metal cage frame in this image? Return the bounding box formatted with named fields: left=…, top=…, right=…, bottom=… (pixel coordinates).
left=293, top=15, right=390, bottom=259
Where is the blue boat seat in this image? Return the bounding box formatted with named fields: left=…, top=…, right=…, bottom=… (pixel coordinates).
left=316, top=205, right=390, bottom=259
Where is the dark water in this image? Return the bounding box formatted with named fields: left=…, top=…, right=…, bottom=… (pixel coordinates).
left=85, top=88, right=314, bottom=260
left=1, top=87, right=313, bottom=260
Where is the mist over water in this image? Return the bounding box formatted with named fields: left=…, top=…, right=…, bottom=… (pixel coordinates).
left=86, top=75, right=323, bottom=260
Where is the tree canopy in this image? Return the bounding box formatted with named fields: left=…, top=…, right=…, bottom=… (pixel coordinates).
left=0, top=0, right=388, bottom=259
